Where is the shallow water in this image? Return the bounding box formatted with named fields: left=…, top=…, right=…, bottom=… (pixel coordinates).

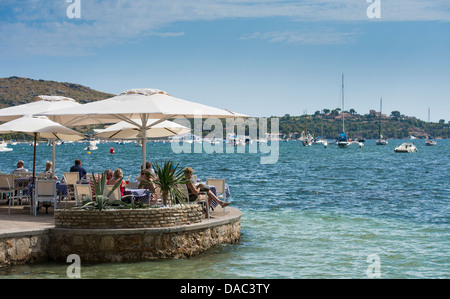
left=0, top=139, right=449, bottom=278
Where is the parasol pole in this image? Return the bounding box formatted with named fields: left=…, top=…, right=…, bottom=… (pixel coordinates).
left=33, top=132, right=37, bottom=183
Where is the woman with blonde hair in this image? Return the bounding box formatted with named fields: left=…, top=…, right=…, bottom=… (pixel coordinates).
left=44, top=161, right=59, bottom=179
left=108, top=168, right=127, bottom=197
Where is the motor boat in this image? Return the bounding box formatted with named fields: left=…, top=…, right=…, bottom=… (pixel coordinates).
left=394, top=143, right=418, bottom=153
left=0, top=141, right=13, bottom=152
left=84, top=140, right=99, bottom=151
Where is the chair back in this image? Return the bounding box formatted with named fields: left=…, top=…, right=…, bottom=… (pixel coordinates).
left=35, top=180, right=57, bottom=197
left=105, top=185, right=121, bottom=201
left=176, top=184, right=189, bottom=200
left=64, top=172, right=79, bottom=185
left=126, top=181, right=138, bottom=189
left=0, top=174, right=13, bottom=189
left=74, top=184, right=93, bottom=203
left=206, top=178, right=225, bottom=193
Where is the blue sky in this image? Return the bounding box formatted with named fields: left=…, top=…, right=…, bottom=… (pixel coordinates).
left=0, top=0, right=449, bottom=122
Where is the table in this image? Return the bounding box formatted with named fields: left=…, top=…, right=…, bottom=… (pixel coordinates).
left=124, top=188, right=151, bottom=204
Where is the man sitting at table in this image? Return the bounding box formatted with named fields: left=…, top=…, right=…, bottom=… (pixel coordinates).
left=70, top=159, right=87, bottom=179
left=12, top=160, right=29, bottom=174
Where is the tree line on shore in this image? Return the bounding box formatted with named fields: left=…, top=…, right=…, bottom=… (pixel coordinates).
left=276, top=110, right=449, bottom=140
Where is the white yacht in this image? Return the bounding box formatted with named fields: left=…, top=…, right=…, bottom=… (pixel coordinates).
left=394, top=143, right=418, bottom=153
left=0, top=140, right=13, bottom=152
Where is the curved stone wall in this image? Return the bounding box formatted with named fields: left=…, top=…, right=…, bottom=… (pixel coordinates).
left=49, top=207, right=242, bottom=262
left=54, top=205, right=203, bottom=229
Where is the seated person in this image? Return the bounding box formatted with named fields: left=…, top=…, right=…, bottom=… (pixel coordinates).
left=70, top=159, right=87, bottom=179
left=184, top=167, right=230, bottom=218
left=12, top=160, right=29, bottom=174
left=105, top=169, right=113, bottom=183
left=108, top=168, right=127, bottom=197
left=141, top=161, right=156, bottom=176
left=137, top=169, right=156, bottom=191
left=43, top=161, right=59, bottom=180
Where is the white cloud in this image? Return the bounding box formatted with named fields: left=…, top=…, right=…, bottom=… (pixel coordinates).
left=0, top=0, right=449, bottom=57
left=240, top=29, right=359, bottom=45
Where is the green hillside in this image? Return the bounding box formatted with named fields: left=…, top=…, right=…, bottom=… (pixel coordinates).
left=0, top=76, right=114, bottom=108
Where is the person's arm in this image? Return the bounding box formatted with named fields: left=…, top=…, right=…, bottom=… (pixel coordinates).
left=187, top=182, right=200, bottom=195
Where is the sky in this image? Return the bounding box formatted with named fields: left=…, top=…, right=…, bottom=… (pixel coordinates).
left=0, top=0, right=449, bottom=122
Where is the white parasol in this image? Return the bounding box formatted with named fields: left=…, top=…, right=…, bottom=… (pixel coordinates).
left=93, top=118, right=191, bottom=139
left=0, top=115, right=85, bottom=181
left=42, top=88, right=248, bottom=165
left=0, top=95, right=82, bottom=174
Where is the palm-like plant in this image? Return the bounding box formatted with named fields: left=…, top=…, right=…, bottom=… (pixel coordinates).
left=151, top=160, right=190, bottom=206
left=79, top=171, right=127, bottom=211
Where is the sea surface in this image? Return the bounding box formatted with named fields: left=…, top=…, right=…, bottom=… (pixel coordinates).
left=0, top=139, right=448, bottom=279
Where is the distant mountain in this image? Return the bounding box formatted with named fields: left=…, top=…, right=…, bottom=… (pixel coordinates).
left=0, top=76, right=114, bottom=108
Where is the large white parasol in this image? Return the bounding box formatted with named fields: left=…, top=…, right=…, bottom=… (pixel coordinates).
left=93, top=118, right=191, bottom=139
left=0, top=95, right=83, bottom=174
left=0, top=115, right=85, bottom=181
left=42, top=89, right=248, bottom=165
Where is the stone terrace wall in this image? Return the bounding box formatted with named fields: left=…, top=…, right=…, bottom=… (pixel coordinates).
left=49, top=219, right=241, bottom=262
left=0, top=231, right=49, bottom=266
left=54, top=205, right=203, bottom=229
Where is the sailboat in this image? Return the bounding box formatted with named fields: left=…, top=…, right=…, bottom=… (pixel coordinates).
left=337, top=74, right=350, bottom=148
left=425, top=109, right=437, bottom=146
left=425, top=136, right=437, bottom=146
left=376, top=97, right=388, bottom=145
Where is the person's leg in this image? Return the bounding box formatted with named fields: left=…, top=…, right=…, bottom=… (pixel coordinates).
left=207, top=190, right=230, bottom=207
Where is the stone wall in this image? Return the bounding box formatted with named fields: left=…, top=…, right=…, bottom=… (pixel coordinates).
left=1, top=207, right=242, bottom=266
left=54, top=205, right=203, bottom=229
left=0, top=231, right=49, bottom=266
left=48, top=218, right=241, bottom=262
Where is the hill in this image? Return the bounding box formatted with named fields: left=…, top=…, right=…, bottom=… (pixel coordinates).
left=0, top=76, right=114, bottom=108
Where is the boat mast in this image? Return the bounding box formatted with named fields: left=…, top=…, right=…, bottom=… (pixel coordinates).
left=379, top=97, right=382, bottom=139
left=342, top=73, right=345, bottom=134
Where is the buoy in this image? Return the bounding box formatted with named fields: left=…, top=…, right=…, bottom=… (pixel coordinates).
left=110, top=147, right=115, bottom=154
left=88, top=151, right=91, bottom=154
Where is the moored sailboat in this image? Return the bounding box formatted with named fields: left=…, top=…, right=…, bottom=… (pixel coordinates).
left=376, top=97, right=388, bottom=145
left=337, top=74, right=350, bottom=148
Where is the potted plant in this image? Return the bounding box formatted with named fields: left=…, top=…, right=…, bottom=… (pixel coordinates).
left=148, top=160, right=189, bottom=206
left=78, top=171, right=127, bottom=211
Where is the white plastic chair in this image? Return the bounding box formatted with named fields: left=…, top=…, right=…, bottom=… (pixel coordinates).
left=105, top=185, right=121, bottom=202
left=63, top=172, right=79, bottom=200
left=206, top=178, right=227, bottom=213
left=34, top=179, right=57, bottom=216
left=74, top=184, right=93, bottom=207
left=0, top=174, right=16, bottom=214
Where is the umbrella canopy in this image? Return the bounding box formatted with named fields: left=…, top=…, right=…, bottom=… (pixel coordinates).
left=0, top=115, right=85, bottom=181
left=0, top=115, right=84, bottom=141
left=42, top=88, right=249, bottom=165
left=0, top=95, right=81, bottom=124
left=41, top=89, right=247, bottom=126
left=93, top=118, right=191, bottom=139
left=0, top=95, right=83, bottom=174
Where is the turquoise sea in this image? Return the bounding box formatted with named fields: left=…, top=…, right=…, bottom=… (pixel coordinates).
left=0, top=139, right=449, bottom=279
